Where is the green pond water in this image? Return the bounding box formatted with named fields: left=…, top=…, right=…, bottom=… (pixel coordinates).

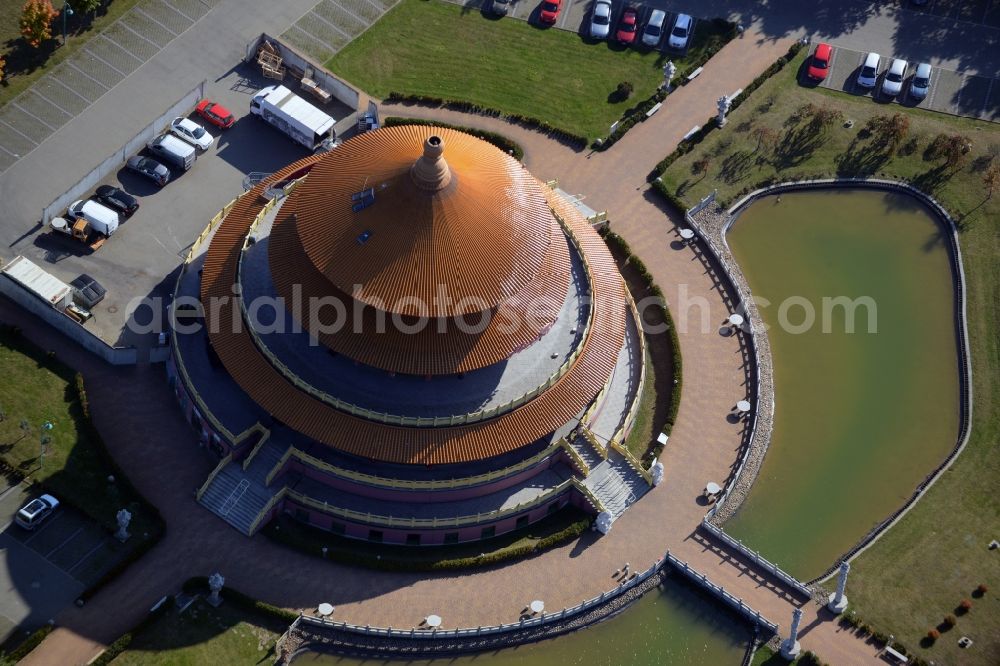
left=293, top=580, right=751, bottom=666
left=724, top=188, right=960, bottom=579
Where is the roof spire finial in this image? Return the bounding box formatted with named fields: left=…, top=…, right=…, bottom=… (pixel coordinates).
left=410, top=135, right=452, bottom=191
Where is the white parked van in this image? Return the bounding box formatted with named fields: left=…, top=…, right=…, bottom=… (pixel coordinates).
left=147, top=134, right=196, bottom=171
left=857, top=52, right=880, bottom=89
left=250, top=85, right=336, bottom=151
left=66, top=199, right=120, bottom=236
left=668, top=13, right=693, bottom=50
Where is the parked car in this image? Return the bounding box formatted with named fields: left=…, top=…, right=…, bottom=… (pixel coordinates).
left=126, top=156, right=170, bottom=186
left=15, top=494, right=59, bottom=530
left=881, top=58, right=908, bottom=97
left=642, top=9, right=667, bottom=47
left=94, top=184, right=138, bottom=217
left=589, top=0, right=611, bottom=38
left=668, top=13, right=693, bottom=50
left=857, top=51, right=880, bottom=88
left=538, top=0, right=561, bottom=25
left=807, top=43, right=833, bottom=81
left=616, top=6, right=639, bottom=45
left=909, top=62, right=932, bottom=100
left=170, top=117, right=214, bottom=151
left=491, top=0, right=511, bottom=15
left=195, top=99, right=235, bottom=129
left=70, top=274, right=107, bottom=308
left=147, top=134, right=196, bottom=171
left=67, top=199, right=120, bottom=231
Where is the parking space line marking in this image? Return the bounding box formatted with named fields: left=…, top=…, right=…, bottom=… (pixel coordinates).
left=556, top=0, right=573, bottom=30
left=23, top=511, right=63, bottom=544
left=45, top=526, right=84, bottom=558
left=0, top=482, right=24, bottom=502
left=30, top=86, right=78, bottom=119
left=0, top=142, right=18, bottom=158
left=329, top=0, right=369, bottom=25
left=64, top=60, right=110, bottom=91
left=10, top=100, right=58, bottom=131
left=119, top=19, right=164, bottom=50
left=0, top=118, right=39, bottom=146
left=161, top=0, right=196, bottom=24
left=97, top=34, right=145, bottom=65
left=84, top=46, right=129, bottom=78
left=134, top=6, right=179, bottom=37
left=68, top=538, right=109, bottom=574
left=290, top=23, right=337, bottom=51
left=309, top=9, right=353, bottom=39
left=359, top=0, right=384, bottom=12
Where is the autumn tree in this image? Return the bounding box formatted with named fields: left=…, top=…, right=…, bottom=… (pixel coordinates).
left=691, top=156, right=711, bottom=180
left=984, top=162, right=1000, bottom=199
left=750, top=126, right=779, bottom=155
left=866, top=113, right=910, bottom=154
left=927, top=133, right=973, bottom=169
left=20, top=0, right=58, bottom=49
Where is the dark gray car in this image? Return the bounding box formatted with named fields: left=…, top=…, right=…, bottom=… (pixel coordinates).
left=126, top=156, right=170, bottom=186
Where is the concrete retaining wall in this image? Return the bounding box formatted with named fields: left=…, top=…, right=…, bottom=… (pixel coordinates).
left=245, top=34, right=360, bottom=111
left=40, top=81, right=206, bottom=224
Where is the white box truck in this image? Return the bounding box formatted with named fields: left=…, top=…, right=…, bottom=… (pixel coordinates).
left=2, top=256, right=73, bottom=309
left=250, top=85, right=336, bottom=151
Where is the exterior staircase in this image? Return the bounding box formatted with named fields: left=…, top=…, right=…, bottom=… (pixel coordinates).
left=198, top=440, right=288, bottom=535
left=567, top=429, right=605, bottom=473
left=583, top=450, right=649, bottom=520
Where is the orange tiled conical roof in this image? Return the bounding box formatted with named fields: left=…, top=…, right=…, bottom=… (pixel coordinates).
left=276, top=125, right=555, bottom=318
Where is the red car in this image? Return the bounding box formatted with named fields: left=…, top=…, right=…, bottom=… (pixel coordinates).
left=616, top=6, right=639, bottom=44
left=807, top=43, right=833, bottom=81
left=195, top=99, right=235, bottom=129
left=538, top=0, right=561, bottom=24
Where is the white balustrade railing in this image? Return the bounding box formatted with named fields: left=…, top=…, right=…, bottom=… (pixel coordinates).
left=699, top=519, right=811, bottom=598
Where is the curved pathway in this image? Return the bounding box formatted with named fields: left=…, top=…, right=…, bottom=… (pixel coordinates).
left=15, top=28, right=882, bottom=665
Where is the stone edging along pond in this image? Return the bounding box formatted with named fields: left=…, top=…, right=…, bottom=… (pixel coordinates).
left=692, top=178, right=973, bottom=587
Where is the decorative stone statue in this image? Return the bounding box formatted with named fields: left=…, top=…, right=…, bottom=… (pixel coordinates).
left=208, top=572, right=225, bottom=606
left=595, top=511, right=614, bottom=535
left=650, top=458, right=665, bottom=487
left=663, top=60, right=677, bottom=90
left=717, top=95, right=732, bottom=128
left=827, top=561, right=851, bottom=613
left=780, top=608, right=803, bottom=660
left=115, top=508, right=131, bottom=542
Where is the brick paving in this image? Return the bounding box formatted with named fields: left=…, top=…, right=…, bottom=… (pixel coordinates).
left=14, top=28, right=886, bottom=666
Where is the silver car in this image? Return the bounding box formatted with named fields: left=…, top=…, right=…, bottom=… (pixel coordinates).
left=909, top=62, right=932, bottom=100
left=492, top=0, right=511, bottom=16
left=881, top=58, right=907, bottom=98
left=590, top=0, right=612, bottom=39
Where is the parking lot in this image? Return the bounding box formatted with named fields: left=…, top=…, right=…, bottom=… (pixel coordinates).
left=0, top=0, right=226, bottom=175
left=0, top=482, right=88, bottom=643
left=814, top=44, right=1000, bottom=122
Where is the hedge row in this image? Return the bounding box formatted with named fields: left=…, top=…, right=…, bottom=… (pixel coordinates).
left=598, top=228, right=683, bottom=461
left=383, top=116, right=524, bottom=160
left=592, top=89, right=668, bottom=151
left=838, top=612, right=925, bottom=665
left=0, top=624, right=53, bottom=664
left=264, top=515, right=592, bottom=572
left=73, top=373, right=166, bottom=602
left=648, top=42, right=805, bottom=184
left=91, top=597, right=175, bottom=665
left=384, top=92, right=588, bottom=149
left=182, top=578, right=299, bottom=623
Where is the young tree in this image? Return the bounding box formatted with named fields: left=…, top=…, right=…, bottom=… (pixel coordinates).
left=0, top=54, right=6, bottom=82
left=872, top=113, right=911, bottom=153
left=692, top=156, right=711, bottom=179
left=984, top=161, right=1000, bottom=199
left=750, top=125, right=779, bottom=155
left=928, top=133, right=972, bottom=169
left=809, top=107, right=843, bottom=132
left=20, top=0, right=58, bottom=49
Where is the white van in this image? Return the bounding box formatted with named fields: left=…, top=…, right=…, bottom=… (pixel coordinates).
left=643, top=10, right=667, bottom=47
left=147, top=133, right=196, bottom=171
left=668, top=13, right=693, bottom=50
left=66, top=199, right=120, bottom=236
left=857, top=52, right=880, bottom=89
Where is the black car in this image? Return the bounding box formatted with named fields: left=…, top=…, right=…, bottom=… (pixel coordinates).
left=70, top=274, right=107, bottom=308
left=126, top=155, right=170, bottom=186
left=94, top=185, right=139, bottom=216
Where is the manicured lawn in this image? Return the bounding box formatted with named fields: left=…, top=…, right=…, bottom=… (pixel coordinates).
left=327, top=0, right=730, bottom=140
left=660, top=52, right=1000, bottom=666
left=0, top=0, right=143, bottom=109
left=0, top=327, right=159, bottom=539
left=110, top=599, right=285, bottom=666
